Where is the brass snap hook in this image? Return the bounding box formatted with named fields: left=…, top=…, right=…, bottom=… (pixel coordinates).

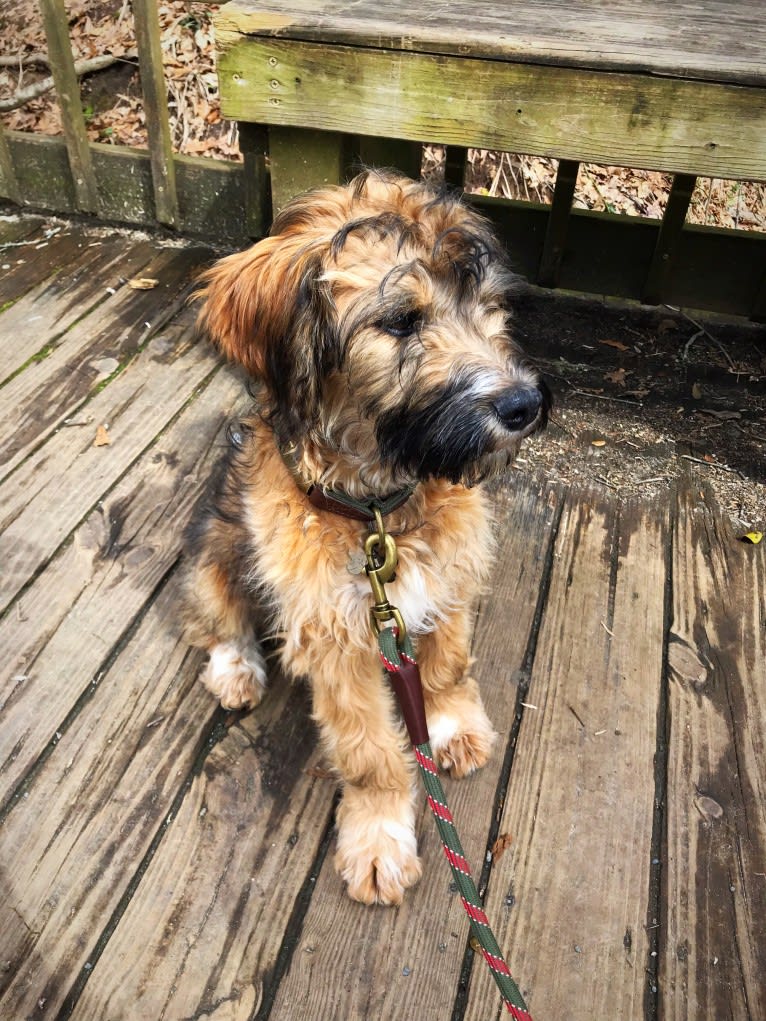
left=364, top=508, right=406, bottom=641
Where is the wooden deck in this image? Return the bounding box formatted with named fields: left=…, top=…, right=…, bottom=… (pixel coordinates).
left=0, top=215, right=764, bottom=1021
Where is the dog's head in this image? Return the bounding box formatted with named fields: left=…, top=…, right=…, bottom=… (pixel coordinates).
left=197, top=169, right=549, bottom=488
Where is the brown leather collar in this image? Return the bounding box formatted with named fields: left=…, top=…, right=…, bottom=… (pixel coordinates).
left=277, top=438, right=415, bottom=523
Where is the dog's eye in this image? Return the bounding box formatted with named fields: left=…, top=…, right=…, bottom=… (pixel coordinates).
left=377, top=309, right=421, bottom=339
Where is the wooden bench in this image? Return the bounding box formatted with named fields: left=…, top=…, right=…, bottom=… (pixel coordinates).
left=213, top=0, right=766, bottom=319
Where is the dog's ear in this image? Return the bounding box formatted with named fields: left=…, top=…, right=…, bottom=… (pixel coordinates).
left=195, top=235, right=309, bottom=377
left=196, top=233, right=338, bottom=432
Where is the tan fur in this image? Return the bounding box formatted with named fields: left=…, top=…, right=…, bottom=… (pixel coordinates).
left=183, top=171, right=546, bottom=905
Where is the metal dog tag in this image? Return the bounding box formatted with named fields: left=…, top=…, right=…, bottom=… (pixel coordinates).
left=346, top=549, right=368, bottom=575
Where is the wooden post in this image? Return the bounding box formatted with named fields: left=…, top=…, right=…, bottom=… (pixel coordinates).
left=356, top=138, right=423, bottom=179
left=268, top=127, right=353, bottom=214
left=238, top=122, right=271, bottom=238
left=444, top=146, right=468, bottom=189
left=0, top=123, right=21, bottom=205
left=538, top=159, right=580, bottom=287
left=40, top=0, right=99, bottom=213
left=642, top=173, right=696, bottom=305
left=132, top=0, right=180, bottom=228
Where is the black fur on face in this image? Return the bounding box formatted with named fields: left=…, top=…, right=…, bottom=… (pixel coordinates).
left=374, top=368, right=506, bottom=484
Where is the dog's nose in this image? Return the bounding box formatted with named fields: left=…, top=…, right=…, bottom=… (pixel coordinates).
left=492, top=386, right=543, bottom=432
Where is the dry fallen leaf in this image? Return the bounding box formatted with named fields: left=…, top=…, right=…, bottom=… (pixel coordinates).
left=591, top=438, right=607, bottom=447
left=598, top=338, right=630, bottom=352
left=740, top=531, right=763, bottom=545
left=128, top=277, right=160, bottom=290
left=691, top=382, right=703, bottom=400
left=491, top=832, right=514, bottom=862
left=604, top=367, right=627, bottom=385
left=93, top=424, right=112, bottom=447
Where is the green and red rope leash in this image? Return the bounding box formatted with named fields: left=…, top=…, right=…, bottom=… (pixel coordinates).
left=365, top=509, right=532, bottom=1020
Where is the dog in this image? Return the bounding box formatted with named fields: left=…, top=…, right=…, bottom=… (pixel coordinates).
left=183, top=169, right=548, bottom=906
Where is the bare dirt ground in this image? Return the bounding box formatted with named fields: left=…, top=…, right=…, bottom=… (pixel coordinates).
left=516, top=289, right=766, bottom=534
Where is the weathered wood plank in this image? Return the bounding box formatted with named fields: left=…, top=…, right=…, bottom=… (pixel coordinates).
left=472, top=194, right=766, bottom=318
left=0, top=366, right=246, bottom=809
left=0, top=222, right=93, bottom=307
left=669, top=225, right=766, bottom=320
left=268, top=479, right=563, bottom=1021
left=662, top=481, right=766, bottom=1020
left=0, top=575, right=218, bottom=1020
left=68, top=678, right=335, bottom=1021
left=0, top=235, right=152, bottom=384
left=0, top=243, right=210, bottom=480
left=39, top=0, right=99, bottom=212
left=0, top=306, right=219, bottom=614
left=268, top=126, right=353, bottom=213
left=465, top=491, right=669, bottom=1019
left=216, top=36, right=766, bottom=181
left=132, top=0, right=180, bottom=227
left=216, top=0, right=766, bottom=88
left=5, top=132, right=249, bottom=244
left=0, top=216, right=41, bottom=247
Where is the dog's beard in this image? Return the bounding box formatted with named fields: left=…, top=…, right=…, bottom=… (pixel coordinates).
left=374, top=374, right=524, bottom=486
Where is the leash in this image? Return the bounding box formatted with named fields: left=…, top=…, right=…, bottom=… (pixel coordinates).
left=365, top=507, right=532, bottom=1020
left=270, top=431, right=531, bottom=1014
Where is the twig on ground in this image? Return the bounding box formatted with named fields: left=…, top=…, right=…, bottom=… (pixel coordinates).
left=0, top=51, right=137, bottom=112
left=595, top=475, right=618, bottom=490
left=681, top=453, right=741, bottom=476
left=569, top=387, right=644, bottom=407
left=667, top=305, right=738, bottom=372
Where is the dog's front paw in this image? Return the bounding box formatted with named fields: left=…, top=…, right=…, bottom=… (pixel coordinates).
left=435, top=728, right=495, bottom=778
left=428, top=690, right=496, bottom=779
left=334, top=797, right=422, bottom=905
left=202, top=641, right=267, bottom=710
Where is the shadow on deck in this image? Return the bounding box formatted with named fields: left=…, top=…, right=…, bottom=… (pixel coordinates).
left=0, top=214, right=763, bottom=1021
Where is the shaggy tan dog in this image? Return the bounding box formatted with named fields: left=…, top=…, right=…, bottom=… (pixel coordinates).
left=183, top=170, right=548, bottom=906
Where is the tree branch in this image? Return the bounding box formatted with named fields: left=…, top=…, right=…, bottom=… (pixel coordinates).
left=0, top=51, right=137, bottom=112
left=0, top=53, right=51, bottom=68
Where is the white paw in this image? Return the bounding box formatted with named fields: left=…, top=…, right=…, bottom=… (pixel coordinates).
left=202, top=641, right=267, bottom=710
left=335, top=798, right=422, bottom=906
left=428, top=702, right=496, bottom=779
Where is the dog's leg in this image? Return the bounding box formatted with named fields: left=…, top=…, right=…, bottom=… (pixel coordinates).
left=416, top=611, right=496, bottom=778
left=308, top=642, right=422, bottom=905
left=183, top=518, right=268, bottom=712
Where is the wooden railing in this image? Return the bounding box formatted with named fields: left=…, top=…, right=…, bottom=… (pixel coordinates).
left=0, top=0, right=254, bottom=243
left=1, top=0, right=764, bottom=322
